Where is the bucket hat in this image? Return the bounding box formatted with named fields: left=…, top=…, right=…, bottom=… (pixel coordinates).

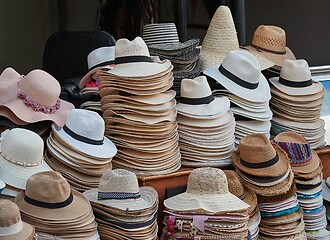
left=0, top=128, right=52, bottom=190
left=204, top=50, right=271, bottom=102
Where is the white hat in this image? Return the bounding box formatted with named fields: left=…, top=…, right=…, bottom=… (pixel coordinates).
left=204, top=50, right=271, bottom=102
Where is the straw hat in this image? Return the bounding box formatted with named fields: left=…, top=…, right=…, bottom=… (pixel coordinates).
left=0, top=128, right=52, bottom=190
left=244, top=25, right=296, bottom=66
left=164, top=167, right=250, bottom=213
left=269, top=59, right=324, bottom=96
left=79, top=46, right=115, bottom=89
left=51, top=109, right=117, bottom=159
left=0, top=200, right=34, bottom=240
left=204, top=50, right=271, bottom=103
left=233, top=133, right=290, bottom=177
left=83, top=169, right=158, bottom=211
left=200, top=6, right=273, bottom=71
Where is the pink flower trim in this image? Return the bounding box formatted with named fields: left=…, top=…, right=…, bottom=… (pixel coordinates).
left=17, top=91, right=61, bottom=114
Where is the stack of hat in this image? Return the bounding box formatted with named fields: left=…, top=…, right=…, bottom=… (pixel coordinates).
left=45, top=109, right=117, bottom=192
left=0, top=128, right=52, bottom=200
left=176, top=76, right=235, bottom=167
left=15, top=171, right=100, bottom=239
left=274, top=132, right=330, bottom=239
left=233, top=134, right=307, bottom=239
left=204, top=50, right=273, bottom=145
left=224, top=170, right=261, bottom=240
left=142, top=23, right=201, bottom=96
left=161, top=167, right=250, bottom=239
left=83, top=169, right=159, bottom=240
left=97, top=36, right=181, bottom=176
left=269, top=59, right=326, bottom=149
left=321, top=177, right=330, bottom=234
left=79, top=46, right=115, bottom=113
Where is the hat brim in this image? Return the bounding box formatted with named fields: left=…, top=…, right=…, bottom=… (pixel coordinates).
left=0, top=221, right=35, bottom=240
left=177, top=111, right=234, bottom=128
left=148, top=38, right=199, bottom=52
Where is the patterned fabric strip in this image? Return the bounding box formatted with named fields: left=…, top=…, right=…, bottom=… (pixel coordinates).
left=275, top=141, right=312, bottom=166
left=97, top=191, right=141, bottom=200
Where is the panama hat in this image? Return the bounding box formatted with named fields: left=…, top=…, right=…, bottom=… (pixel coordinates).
left=0, top=200, right=34, bottom=240
left=269, top=59, right=324, bottom=96
left=204, top=50, right=271, bottom=103
left=51, top=109, right=117, bottom=159
left=0, top=128, right=52, bottom=190
left=164, top=167, right=249, bottom=213
left=79, top=46, right=115, bottom=89
left=243, top=25, right=295, bottom=67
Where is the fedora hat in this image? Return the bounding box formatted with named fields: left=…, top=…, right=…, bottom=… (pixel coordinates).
left=83, top=169, right=158, bottom=211
left=269, top=59, right=324, bottom=96
left=51, top=109, right=117, bottom=159
left=0, top=128, right=52, bottom=190
left=233, top=133, right=290, bottom=177
left=164, top=167, right=250, bottom=213
left=200, top=6, right=273, bottom=71
left=244, top=25, right=296, bottom=66
left=79, top=46, right=115, bottom=89
left=176, top=76, right=230, bottom=118
left=204, top=50, right=271, bottom=103
left=0, top=200, right=34, bottom=240
left=108, top=37, right=172, bottom=77
left=0, top=69, right=74, bottom=127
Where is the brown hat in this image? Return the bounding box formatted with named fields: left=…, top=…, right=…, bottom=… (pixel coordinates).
left=232, top=133, right=290, bottom=177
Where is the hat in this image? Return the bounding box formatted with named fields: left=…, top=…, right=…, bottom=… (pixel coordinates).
left=200, top=6, right=273, bottom=71
left=243, top=25, right=296, bottom=66
left=0, top=200, right=34, bottom=240
left=0, top=69, right=74, bottom=127
left=0, top=128, right=52, bottom=190
left=15, top=171, right=92, bottom=221
left=83, top=169, right=158, bottom=211
left=321, top=178, right=330, bottom=202
left=164, top=167, right=250, bottom=213
left=0, top=68, right=22, bottom=105
left=269, top=59, right=324, bottom=96
left=79, top=46, right=115, bottom=89
left=233, top=133, right=290, bottom=177
left=108, top=37, right=172, bottom=77
left=176, top=76, right=229, bottom=117
left=204, top=50, right=271, bottom=102
left=51, top=109, right=117, bottom=159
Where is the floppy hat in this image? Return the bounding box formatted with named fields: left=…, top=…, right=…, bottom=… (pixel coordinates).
left=0, top=128, right=52, bottom=190
left=0, top=200, right=34, bottom=240
left=232, top=133, right=290, bottom=177
left=164, top=167, right=250, bottom=213
left=79, top=46, right=115, bottom=89
left=0, top=69, right=74, bottom=127
left=204, top=50, right=271, bottom=102
left=51, top=109, right=117, bottom=159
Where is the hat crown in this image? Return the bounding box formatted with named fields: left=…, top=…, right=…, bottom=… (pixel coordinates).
left=1, top=128, right=44, bottom=165
left=25, top=171, right=71, bottom=204
left=99, top=169, right=139, bottom=194
left=142, top=23, right=179, bottom=45
left=18, top=69, right=61, bottom=107
left=222, top=50, right=261, bottom=85
left=65, top=109, right=105, bottom=141
left=187, top=167, right=229, bottom=195
left=87, top=46, right=115, bottom=69
left=239, top=134, right=277, bottom=164
left=252, top=25, right=286, bottom=52
left=0, top=200, right=21, bottom=227
left=280, top=59, right=311, bottom=81
left=115, top=37, right=150, bottom=58
left=180, top=76, right=212, bottom=99
left=224, top=170, right=245, bottom=198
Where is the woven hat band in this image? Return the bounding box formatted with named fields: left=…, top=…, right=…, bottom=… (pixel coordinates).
left=97, top=191, right=141, bottom=200
left=240, top=153, right=279, bottom=169
left=0, top=220, right=23, bottom=236
left=275, top=141, right=312, bottom=167
left=218, top=65, right=259, bottom=89
left=278, top=77, right=312, bottom=88
left=24, top=192, right=73, bottom=209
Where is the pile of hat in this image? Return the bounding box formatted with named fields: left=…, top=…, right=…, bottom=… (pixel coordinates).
left=79, top=46, right=116, bottom=113
left=275, top=132, right=330, bottom=239
left=83, top=169, right=159, bottom=240
left=321, top=177, right=330, bottom=235
left=224, top=170, right=261, bottom=240
left=142, top=23, right=201, bottom=96
left=14, top=171, right=100, bottom=239
left=204, top=50, right=272, bottom=146
left=0, top=128, right=52, bottom=200
left=233, top=134, right=307, bottom=239
left=269, top=59, right=326, bottom=149
left=97, top=36, right=181, bottom=176
left=45, top=109, right=117, bottom=192
left=161, top=167, right=250, bottom=239
left=176, top=76, right=235, bottom=167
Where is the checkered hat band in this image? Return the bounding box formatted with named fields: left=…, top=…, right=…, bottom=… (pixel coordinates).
left=97, top=191, right=141, bottom=200
left=276, top=141, right=312, bottom=166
